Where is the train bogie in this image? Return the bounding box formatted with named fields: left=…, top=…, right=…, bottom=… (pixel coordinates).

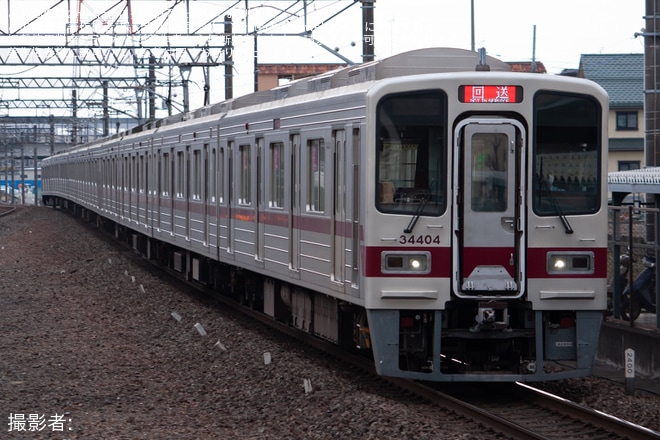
left=42, top=48, right=609, bottom=382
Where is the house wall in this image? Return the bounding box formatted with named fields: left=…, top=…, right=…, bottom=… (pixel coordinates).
left=607, top=107, right=645, bottom=172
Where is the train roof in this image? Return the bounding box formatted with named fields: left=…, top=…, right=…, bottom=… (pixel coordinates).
left=126, top=48, right=512, bottom=131
left=48, top=47, right=515, bottom=157
left=213, top=47, right=511, bottom=110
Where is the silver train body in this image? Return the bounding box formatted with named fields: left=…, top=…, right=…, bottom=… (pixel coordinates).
left=42, top=48, right=609, bottom=382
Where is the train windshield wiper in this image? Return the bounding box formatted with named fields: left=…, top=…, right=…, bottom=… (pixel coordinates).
left=404, top=197, right=428, bottom=234
left=540, top=179, right=573, bottom=234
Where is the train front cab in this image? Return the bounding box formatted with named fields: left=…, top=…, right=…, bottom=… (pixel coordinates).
left=364, top=77, right=608, bottom=382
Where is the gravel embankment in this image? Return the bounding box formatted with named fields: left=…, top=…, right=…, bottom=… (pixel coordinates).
left=0, top=206, right=658, bottom=439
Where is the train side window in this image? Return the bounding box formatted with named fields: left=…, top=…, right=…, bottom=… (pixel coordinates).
left=176, top=150, right=185, bottom=198
left=138, top=154, right=147, bottom=194
left=376, top=90, right=447, bottom=215
left=162, top=152, right=170, bottom=196
left=123, top=156, right=128, bottom=191
left=111, top=158, right=116, bottom=190
left=239, top=144, right=251, bottom=205
left=132, top=155, right=137, bottom=193
left=193, top=149, right=202, bottom=201
left=533, top=91, right=601, bottom=215
left=270, top=142, right=285, bottom=208
left=307, top=138, right=325, bottom=213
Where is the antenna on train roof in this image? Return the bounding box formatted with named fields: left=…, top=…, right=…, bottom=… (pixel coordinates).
left=475, top=47, right=491, bottom=71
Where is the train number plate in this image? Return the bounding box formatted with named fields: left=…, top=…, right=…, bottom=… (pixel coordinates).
left=399, top=234, right=441, bottom=245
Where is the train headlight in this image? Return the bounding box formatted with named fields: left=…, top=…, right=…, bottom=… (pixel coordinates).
left=382, top=251, right=431, bottom=274
left=547, top=252, right=594, bottom=274
left=552, top=258, right=567, bottom=270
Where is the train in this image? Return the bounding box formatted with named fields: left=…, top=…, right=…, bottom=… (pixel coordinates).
left=41, top=47, right=609, bottom=382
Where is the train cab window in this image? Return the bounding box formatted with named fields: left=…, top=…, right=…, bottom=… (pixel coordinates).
left=307, top=139, right=325, bottom=212
left=376, top=90, right=447, bottom=215
left=270, top=142, right=285, bottom=208
left=533, top=92, right=601, bottom=216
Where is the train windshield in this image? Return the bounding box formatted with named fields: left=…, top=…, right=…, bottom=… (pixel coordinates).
left=376, top=90, right=447, bottom=215
left=533, top=91, right=602, bottom=216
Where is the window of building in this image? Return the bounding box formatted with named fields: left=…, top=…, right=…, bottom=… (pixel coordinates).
left=616, top=111, right=638, bottom=131
left=618, top=160, right=640, bottom=171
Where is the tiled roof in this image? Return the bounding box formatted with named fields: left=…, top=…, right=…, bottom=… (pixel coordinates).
left=579, top=53, right=643, bottom=108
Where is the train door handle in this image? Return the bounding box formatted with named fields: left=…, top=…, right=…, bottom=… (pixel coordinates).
left=501, top=217, right=515, bottom=231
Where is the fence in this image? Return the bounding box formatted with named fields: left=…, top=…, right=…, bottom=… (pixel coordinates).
left=609, top=204, right=660, bottom=328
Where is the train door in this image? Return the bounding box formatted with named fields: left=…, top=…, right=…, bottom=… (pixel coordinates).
left=453, top=118, right=525, bottom=298
left=146, top=149, right=152, bottom=231
left=168, top=148, right=175, bottom=236
left=203, top=143, right=209, bottom=247
left=331, top=129, right=346, bottom=286
left=130, top=153, right=136, bottom=224
left=139, top=151, right=146, bottom=227
left=154, top=148, right=164, bottom=232
left=289, top=134, right=301, bottom=274
left=122, top=154, right=128, bottom=221
left=350, top=127, right=361, bottom=294
left=185, top=145, right=191, bottom=240
left=96, top=157, right=103, bottom=213
left=227, top=141, right=234, bottom=253
left=256, top=137, right=264, bottom=262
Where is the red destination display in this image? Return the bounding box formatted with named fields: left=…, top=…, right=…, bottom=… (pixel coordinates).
left=460, top=85, right=522, bottom=103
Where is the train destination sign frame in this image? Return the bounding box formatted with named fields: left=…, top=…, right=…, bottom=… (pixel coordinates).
left=459, top=85, right=523, bottom=103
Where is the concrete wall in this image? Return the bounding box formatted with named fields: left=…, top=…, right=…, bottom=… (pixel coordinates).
left=597, top=319, right=660, bottom=378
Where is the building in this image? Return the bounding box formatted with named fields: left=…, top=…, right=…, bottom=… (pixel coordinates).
left=257, top=64, right=347, bottom=91
left=577, top=53, right=644, bottom=173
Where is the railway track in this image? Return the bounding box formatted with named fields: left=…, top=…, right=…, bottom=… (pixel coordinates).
left=0, top=202, right=16, bottom=217
left=82, top=212, right=658, bottom=440
left=436, top=381, right=660, bottom=439
left=171, top=269, right=660, bottom=439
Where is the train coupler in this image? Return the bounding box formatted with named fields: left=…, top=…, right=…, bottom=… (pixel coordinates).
left=470, top=300, right=510, bottom=332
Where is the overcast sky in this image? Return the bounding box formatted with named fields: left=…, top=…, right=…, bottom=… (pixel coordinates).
left=0, top=1, right=647, bottom=117
left=373, top=1, right=645, bottom=73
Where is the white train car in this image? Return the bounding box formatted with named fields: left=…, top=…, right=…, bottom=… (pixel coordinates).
left=42, top=48, right=609, bottom=382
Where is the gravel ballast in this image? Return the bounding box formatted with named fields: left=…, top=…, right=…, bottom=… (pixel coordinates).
left=1, top=206, right=658, bottom=439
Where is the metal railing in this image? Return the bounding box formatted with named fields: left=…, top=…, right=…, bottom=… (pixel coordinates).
left=609, top=204, right=660, bottom=328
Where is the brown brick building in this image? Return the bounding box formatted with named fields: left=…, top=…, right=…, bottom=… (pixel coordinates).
left=257, top=64, right=347, bottom=91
